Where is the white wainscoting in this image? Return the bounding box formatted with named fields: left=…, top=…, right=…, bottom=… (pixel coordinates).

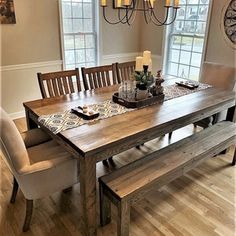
left=1, top=54, right=162, bottom=119
left=1, top=60, right=63, bottom=119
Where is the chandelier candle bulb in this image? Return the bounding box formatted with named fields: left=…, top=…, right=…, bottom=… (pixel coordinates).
left=135, top=57, right=143, bottom=72
left=143, top=51, right=151, bottom=66
left=101, top=0, right=106, bottom=6
left=124, top=0, right=130, bottom=6
left=166, top=0, right=170, bottom=6
left=116, top=0, right=122, bottom=7
left=174, top=0, right=179, bottom=7
left=150, top=0, right=154, bottom=8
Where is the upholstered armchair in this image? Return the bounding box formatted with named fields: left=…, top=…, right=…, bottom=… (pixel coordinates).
left=194, top=62, right=236, bottom=129
left=0, top=107, right=79, bottom=232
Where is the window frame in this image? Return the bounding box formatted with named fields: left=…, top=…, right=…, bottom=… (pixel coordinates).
left=59, top=0, right=100, bottom=70
left=162, top=0, right=213, bottom=81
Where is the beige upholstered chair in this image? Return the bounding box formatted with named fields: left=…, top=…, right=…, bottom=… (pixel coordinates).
left=0, top=107, right=79, bottom=232
left=194, top=62, right=236, bottom=128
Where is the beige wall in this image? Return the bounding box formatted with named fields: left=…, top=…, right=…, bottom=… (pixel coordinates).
left=205, top=0, right=235, bottom=67
left=140, top=0, right=165, bottom=55
left=100, top=7, right=141, bottom=55
left=1, top=0, right=61, bottom=66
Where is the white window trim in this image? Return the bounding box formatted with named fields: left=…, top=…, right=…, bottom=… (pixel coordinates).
left=162, top=0, right=213, bottom=81
left=58, top=0, right=100, bottom=70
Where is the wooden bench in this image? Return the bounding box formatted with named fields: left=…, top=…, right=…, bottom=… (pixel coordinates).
left=99, top=121, right=236, bottom=236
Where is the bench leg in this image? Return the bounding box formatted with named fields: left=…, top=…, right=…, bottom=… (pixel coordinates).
left=117, top=201, right=130, bottom=236
left=99, top=184, right=111, bottom=226
left=232, top=148, right=236, bottom=166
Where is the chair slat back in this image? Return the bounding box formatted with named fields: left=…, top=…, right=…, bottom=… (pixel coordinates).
left=37, top=68, right=81, bottom=98
left=116, top=61, right=136, bottom=83
left=81, top=64, right=118, bottom=90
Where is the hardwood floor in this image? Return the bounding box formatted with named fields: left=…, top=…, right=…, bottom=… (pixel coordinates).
left=0, top=118, right=235, bottom=236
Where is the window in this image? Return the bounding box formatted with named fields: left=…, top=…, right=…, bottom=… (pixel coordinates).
left=163, top=0, right=212, bottom=80
left=60, top=0, right=98, bottom=70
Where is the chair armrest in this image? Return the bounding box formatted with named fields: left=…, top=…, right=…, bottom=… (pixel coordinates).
left=21, top=129, right=51, bottom=148
left=18, top=157, right=68, bottom=175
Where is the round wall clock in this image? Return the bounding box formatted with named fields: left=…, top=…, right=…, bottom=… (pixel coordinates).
left=221, top=0, right=236, bottom=49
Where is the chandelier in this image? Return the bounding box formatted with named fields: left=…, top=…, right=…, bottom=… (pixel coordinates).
left=100, top=0, right=180, bottom=26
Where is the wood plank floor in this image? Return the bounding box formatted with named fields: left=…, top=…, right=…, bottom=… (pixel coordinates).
left=0, top=118, right=235, bottom=236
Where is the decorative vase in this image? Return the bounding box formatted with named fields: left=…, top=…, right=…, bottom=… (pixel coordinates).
left=136, top=88, right=148, bottom=100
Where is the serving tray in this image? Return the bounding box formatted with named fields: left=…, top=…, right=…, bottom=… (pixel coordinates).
left=175, top=81, right=199, bottom=90
left=71, top=107, right=99, bottom=120
left=112, top=92, right=165, bottom=109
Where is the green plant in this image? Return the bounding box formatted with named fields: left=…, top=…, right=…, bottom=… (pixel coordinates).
left=133, top=71, right=154, bottom=90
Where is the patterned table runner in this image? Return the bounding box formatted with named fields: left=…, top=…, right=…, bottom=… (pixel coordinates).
left=38, top=82, right=211, bottom=134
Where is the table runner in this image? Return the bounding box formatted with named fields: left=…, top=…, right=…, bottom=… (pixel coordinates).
left=38, top=82, right=211, bottom=134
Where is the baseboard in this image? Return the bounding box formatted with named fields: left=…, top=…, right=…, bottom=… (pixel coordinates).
left=9, top=111, right=25, bottom=119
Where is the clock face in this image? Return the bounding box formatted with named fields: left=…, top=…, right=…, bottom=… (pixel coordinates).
left=223, top=0, right=236, bottom=47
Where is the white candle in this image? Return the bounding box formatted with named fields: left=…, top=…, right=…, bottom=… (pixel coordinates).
left=116, top=0, right=122, bottom=7
left=101, top=0, right=107, bottom=6
left=143, top=51, right=151, bottom=66
left=150, top=0, right=154, bottom=8
left=174, top=0, right=179, bottom=7
left=124, top=0, right=130, bottom=6
left=166, top=0, right=170, bottom=6
left=148, top=59, right=152, bottom=72
left=135, top=57, right=143, bottom=71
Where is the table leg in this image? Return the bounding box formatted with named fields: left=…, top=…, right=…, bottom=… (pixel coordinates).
left=226, top=105, right=236, bottom=122
left=221, top=105, right=236, bottom=155
left=80, top=157, right=97, bottom=236
left=25, top=108, right=38, bottom=130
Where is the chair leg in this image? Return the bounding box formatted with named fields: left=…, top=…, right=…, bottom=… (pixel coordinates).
left=232, top=148, right=236, bottom=166
left=117, top=201, right=130, bottom=236
left=102, top=157, right=113, bottom=166
left=23, top=199, right=33, bottom=232
left=99, top=184, right=111, bottom=226
left=63, top=186, right=73, bottom=193
left=10, top=177, right=18, bottom=203
left=168, top=132, right=173, bottom=139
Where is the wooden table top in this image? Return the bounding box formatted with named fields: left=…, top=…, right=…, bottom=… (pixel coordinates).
left=24, top=80, right=236, bottom=159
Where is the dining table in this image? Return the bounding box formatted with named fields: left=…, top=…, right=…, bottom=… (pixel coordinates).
left=23, top=78, right=235, bottom=236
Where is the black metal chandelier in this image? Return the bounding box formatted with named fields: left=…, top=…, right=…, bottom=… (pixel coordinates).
left=100, top=0, right=180, bottom=26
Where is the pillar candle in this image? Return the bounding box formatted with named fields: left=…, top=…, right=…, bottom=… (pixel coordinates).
left=101, top=0, right=107, bottom=6
left=116, top=0, right=122, bottom=7
left=174, top=0, right=179, bottom=7
left=166, top=0, right=170, bottom=6
left=124, top=0, right=130, bottom=6
left=143, top=51, right=151, bottom=66
left=135, top=57, right=143, bottom=71
left=148, top=59, right=152, bottom=72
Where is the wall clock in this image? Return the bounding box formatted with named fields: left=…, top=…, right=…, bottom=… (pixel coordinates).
left=221, top=0, right=236, bottom=49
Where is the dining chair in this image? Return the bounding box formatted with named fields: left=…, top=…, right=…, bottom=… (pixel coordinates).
left=116, top=61, right=136, bottom=83
left=194, top=62, right=236, bottom=128
left=37, top=68, right=82, bottom=98
left=81, top=64, right=118, bottom=90
left=0, top=107, right=79, bottom=232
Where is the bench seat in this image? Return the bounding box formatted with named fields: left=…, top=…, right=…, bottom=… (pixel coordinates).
left=99, top=121, right=236, bottom=236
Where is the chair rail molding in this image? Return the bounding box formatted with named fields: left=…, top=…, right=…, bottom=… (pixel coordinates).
left=0, top=60, right=63, bottom=72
